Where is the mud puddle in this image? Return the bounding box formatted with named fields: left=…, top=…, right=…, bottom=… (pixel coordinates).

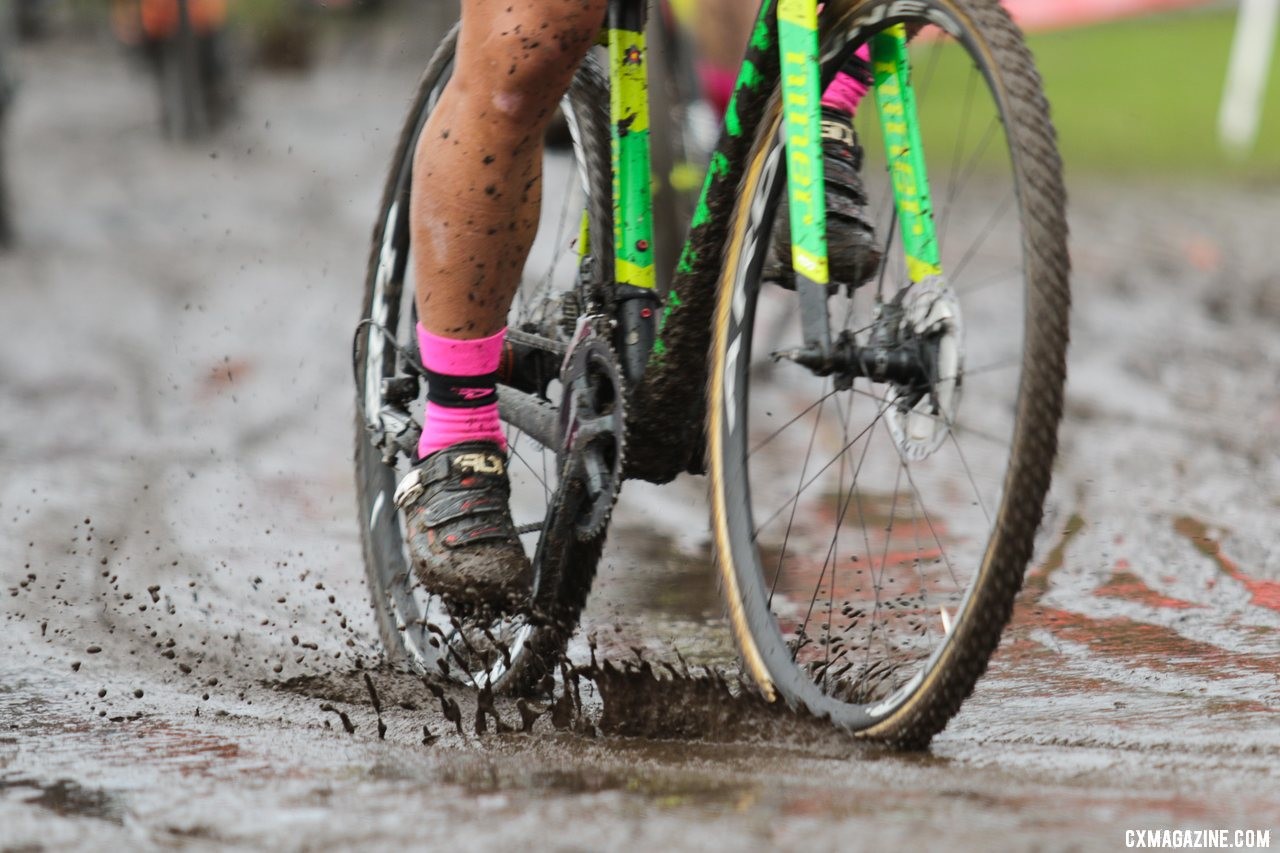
left=2, top=6, right=1279, bottom=849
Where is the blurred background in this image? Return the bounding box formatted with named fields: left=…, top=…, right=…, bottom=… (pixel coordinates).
left=1, top=0, right=1277, bottom=847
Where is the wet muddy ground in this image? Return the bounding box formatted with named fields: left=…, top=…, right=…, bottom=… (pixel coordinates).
left=2, top=9, right=1279, bottom=850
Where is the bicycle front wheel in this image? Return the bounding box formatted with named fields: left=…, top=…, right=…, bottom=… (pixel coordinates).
left=708, top=0, right=1069, bottom=747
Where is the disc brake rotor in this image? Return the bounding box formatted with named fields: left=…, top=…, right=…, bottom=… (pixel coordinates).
left=884, top=278, right=964, bottom=462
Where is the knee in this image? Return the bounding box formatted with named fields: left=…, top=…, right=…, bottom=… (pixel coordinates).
left=456, top=0, right=607, bottom=124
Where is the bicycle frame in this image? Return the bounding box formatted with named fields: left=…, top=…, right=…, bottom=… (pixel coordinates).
left=503, top=0, right=943, bottom=483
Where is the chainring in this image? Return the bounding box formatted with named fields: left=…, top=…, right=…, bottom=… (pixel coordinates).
left=558, top=322, right=626, bottom=541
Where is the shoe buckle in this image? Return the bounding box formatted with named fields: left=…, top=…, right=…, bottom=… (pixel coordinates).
left=393, top=468, right=426, bottom=509
left=820, top=118, right=856, bottom=148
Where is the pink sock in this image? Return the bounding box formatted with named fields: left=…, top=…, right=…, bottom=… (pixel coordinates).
left=416, top=323, right=508, bottom=459
left=821, top=45, right=872, bottom=115
left=699, top=45, right=871, bottom=119
left=697, top=59, right=737, bottom=117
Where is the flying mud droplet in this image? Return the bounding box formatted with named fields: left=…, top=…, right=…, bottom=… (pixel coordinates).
left=423, top=677, right=464, bottom=737
left=474, top=682, right=511, bottom=735
left=516, top=698, right=545, bottom=733
left=362, top=673, right=387, bottom=740
left=319, top=703, right=356, bottom=735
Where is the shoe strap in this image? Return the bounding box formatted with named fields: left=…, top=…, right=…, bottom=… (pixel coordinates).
left=393, top=445, right=507, bottom=509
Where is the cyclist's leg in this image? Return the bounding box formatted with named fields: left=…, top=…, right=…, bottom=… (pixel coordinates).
left=409, top=0, right=605, bottom=457
left=397, top=0, right=607, bottom=610
left=411, top=0, right=605, bottom=343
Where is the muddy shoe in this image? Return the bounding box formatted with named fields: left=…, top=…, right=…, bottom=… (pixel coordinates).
left=394, top=441, right=532, bottom=613
left=765, top=106, right=882, bottom=292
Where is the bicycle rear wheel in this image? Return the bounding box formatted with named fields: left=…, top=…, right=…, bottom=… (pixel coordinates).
left=354, top=30, right=613, bottom=692
left=708, top=0, right=1069, bottom=747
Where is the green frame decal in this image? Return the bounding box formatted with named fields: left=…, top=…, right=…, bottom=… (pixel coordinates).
left=872, top=25, right=941, bottom=283
left=609, top=26, right=657, bottom=290
left=777, top=0, right=829, bottom=286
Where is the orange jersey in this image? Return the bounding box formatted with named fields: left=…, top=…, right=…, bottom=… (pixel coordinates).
left=113, top=0, right=227, bottom=43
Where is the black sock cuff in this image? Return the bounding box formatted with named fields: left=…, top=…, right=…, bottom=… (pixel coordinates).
left=424, top=368, right=499, bottom=408
left=842, top=52, right=874, bottom=88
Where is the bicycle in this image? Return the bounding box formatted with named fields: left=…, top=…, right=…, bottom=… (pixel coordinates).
left=354, top=0, right=1069, bottom=748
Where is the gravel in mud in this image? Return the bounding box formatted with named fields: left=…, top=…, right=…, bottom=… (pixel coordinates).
left=1, top=10, right=1278, bottom=850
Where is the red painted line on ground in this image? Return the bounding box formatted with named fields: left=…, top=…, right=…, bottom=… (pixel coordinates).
left=1012, top=604, right=1280, bottom=681
left=1092, top=566, right=1200, bottom=610
left=1175, top=516, right=1280, bottom=614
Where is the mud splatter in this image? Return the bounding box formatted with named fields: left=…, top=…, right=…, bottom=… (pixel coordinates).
left=319, top=703, right=356, bottom=735
left=362, top=672, right=387, bottom=740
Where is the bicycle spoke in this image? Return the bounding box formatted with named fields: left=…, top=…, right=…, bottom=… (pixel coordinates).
left=947, top=429, right=991, bottom=527
left=752, top=397, right=892, bottom=538
left=938, top=66, right=980, bottom=247
left=843, top=385, right=1009, bottom=448
left=767, top=390, right=829, bottom=604
left=948, top=192, right=1014, bottom=290
left=749, top=387, right=840, bottom=459
left=859, top=460, right=902, bottom=680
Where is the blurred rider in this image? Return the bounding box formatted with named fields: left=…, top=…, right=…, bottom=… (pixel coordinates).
left=395, top=0, right=880, bottom=612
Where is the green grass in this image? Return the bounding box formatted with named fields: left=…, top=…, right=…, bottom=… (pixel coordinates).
left=898, top=8, right=1280, bottom=180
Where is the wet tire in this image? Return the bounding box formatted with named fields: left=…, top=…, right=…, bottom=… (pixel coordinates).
left=708, top=0, right=1069, bottom=748
left=354, top=28, right=613, bottom=692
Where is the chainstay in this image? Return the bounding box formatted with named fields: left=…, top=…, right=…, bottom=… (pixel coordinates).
left=505, top=327, right=568, bottom=358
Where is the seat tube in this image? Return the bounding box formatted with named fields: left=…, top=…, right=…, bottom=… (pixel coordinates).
left=608, top=0, right=662, bottom=387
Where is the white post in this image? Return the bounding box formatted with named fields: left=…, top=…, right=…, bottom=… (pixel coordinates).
left=1219, top=0, right=1280, bottom=156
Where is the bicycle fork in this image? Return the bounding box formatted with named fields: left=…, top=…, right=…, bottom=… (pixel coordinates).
left=779, top=11, right=944, bottom=388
